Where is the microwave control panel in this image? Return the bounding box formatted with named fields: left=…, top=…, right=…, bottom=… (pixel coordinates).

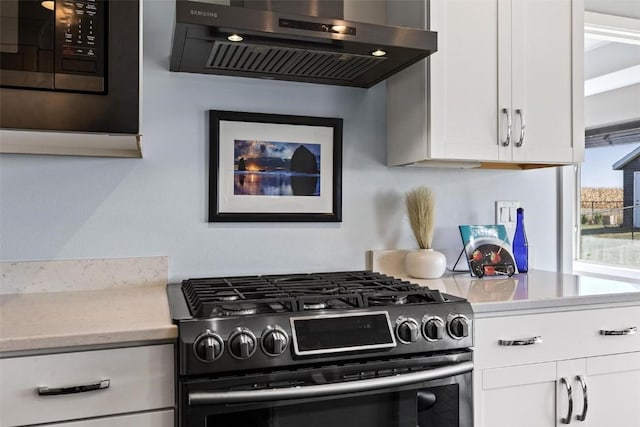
left=55, top=0, right=106, bottom=92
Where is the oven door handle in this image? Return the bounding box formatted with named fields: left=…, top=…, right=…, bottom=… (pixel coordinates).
left=188, top=360, right=473, bottom=405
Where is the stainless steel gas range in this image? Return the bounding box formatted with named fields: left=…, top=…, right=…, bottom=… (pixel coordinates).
left=167, top=271, right=474, bottom=427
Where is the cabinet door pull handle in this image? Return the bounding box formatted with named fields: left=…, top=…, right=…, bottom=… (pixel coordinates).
left=514, top=108, right=526, bottom=147
left=501, top=108, right=512, bottom=147
left=575, top=375, right=588, bottom=422
left=37, top=379, right=110, bottom=396
left=560, top=377, right=573, bottom=424
left=498, top=336, right=542, bottom=346
left=599, top=326, right=637, bottom=336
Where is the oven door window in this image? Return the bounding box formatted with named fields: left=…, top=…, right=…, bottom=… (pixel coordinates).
left=205, top=385, right=461, bottom=427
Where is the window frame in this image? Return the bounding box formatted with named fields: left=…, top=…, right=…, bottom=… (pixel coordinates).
left=564, top=12, right=640, bottom=279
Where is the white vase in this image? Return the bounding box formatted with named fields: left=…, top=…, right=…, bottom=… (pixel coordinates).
left=405, top=249, right=447, bottom=279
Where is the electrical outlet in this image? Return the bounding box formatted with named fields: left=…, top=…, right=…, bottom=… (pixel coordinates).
left=495, top=201, right=520, bottom=227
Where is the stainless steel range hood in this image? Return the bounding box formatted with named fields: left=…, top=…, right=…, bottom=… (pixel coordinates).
left=170, top=0, right=437, bottom=88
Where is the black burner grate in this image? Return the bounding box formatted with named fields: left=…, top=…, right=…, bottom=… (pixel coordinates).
left=181, top=270, right=448, bottom=318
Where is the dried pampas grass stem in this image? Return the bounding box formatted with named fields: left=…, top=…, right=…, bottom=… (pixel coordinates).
left=406, top=186, right=435, bottom=250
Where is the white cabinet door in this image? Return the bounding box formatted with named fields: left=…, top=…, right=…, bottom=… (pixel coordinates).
left=508, top=0, right=578, bottom=164
left=477, top=362, right=557, bottom=427
left=386, top=0, right=502, bottom=166
left=429, top=0, right=501, bottom=161
left=586, top=352, right=640, bottom=427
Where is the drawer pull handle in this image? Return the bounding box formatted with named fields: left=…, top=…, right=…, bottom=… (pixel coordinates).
left=498, top=336, right=543, bottom=346
left=560, top=377, right=573, bottom=424
left=599, top=326, right=637, bottom=336
left=576, top=375, right=588, bottom=422
left=37, top=379, right=110, bottom=396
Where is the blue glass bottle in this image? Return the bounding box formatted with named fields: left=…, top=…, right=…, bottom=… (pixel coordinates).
left=513, top=207, right=528, bottom=273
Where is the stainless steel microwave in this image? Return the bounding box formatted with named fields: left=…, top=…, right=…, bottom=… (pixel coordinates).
left=0, top=0, right=139, bottom=136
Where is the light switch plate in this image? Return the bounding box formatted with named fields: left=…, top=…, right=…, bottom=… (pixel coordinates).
left=495, top=201, right=520, bottom=227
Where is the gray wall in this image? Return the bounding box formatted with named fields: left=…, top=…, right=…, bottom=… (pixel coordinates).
left=0, top=0, right=560, bottom=281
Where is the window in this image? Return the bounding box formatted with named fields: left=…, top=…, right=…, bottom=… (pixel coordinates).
left=578, top=133, right=640, bottom=270
left=572, top=11, right=640, bottom=278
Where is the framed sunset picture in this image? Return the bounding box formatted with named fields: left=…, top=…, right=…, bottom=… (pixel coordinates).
left=209, top=110, right=343, bottom=222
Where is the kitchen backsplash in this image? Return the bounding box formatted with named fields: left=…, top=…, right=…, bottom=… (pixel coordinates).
left=0, top=256, right=168, bottom=294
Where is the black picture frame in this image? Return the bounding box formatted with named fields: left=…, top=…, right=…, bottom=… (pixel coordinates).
left=209, top=110, right=343, bottom=222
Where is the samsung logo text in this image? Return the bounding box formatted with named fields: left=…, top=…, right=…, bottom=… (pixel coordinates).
left=189, top=10, right=217, bottom=18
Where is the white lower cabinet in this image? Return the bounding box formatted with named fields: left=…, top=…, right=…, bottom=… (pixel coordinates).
left=0, top=344, right=174, bottom=427
left=477, top=353, right=640, bottom=427
left=474, top=306, right=640, bottom=427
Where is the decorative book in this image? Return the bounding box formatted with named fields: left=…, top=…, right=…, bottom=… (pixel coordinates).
left=458, top=225, right=517, bottom=277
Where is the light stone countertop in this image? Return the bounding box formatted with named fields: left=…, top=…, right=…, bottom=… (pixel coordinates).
left=0, top=285, right=177, bottom=354
left=0, top=257, right=177, bottom=355
left=370, top=250, right=640, bottom=316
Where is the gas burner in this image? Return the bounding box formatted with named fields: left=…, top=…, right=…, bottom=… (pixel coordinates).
left=283, top=282, right=343, bottom=296
left=290, top=286, right=340, bottom=296
left=316, top=287, right=340, bottom=294
left=368, top=294, right=408, bottom=306
left=215, top=291, right=240, bottom=301
left=303, top=302, right=327, bottom=310
left=221, top=303, right=258, bottom=316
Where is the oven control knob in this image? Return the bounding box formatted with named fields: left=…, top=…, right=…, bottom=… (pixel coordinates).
left=228, top=328, right=257, bottom=359
left=261, top=326, right=289, bottom=356
left=448, top=315, right=471, bottom=340
left=396, top=318, right=420, bottom=344
left=422, top=317, right=445, bottom=341
left=193, top=331, right=224, bottom=362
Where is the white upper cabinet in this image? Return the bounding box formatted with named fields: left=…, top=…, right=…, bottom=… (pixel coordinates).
left=387, top=0, right=584, bottom=168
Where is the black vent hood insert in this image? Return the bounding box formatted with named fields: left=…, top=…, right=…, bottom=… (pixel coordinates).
left=170, top=0, right=437, bottom=88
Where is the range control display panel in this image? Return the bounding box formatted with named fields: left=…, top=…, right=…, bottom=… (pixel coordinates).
left=291, top=311, right=397, bottom=356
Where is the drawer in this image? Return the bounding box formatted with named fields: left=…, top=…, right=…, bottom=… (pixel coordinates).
left=0, top=344, right=174, bottom=427
left=474, top=306, right=640, bottom=369
left=55, top=410, right=174, bottom=427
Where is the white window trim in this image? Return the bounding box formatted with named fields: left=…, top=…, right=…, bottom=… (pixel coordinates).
left=558, top=165, right=578, bottom=274
left=574, top=260, right=640, bottom=281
